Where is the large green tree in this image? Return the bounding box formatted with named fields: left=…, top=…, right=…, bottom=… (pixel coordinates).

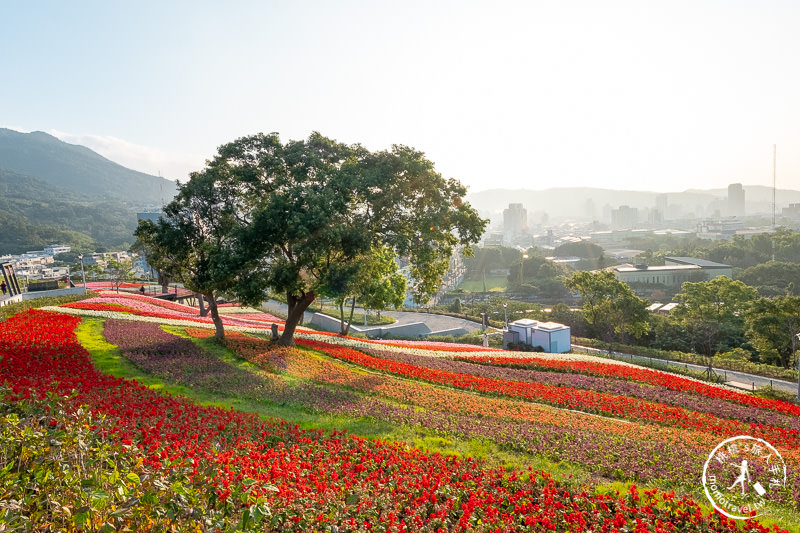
left=201, top=132, right=485, bottom=345
left=670, top=276, right=757, bottom=357
left=736, top=261, right=800, bottom=297
left=135, top=166, right=249, bottom=341
left=744, top=295, right=800, bottom=369
left=564, top=270, right=650, bottom=351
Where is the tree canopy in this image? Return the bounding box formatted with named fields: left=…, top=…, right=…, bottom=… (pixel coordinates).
left=671, top=276, right=757, bottom=356
left=564, top=270, right=649, bottom=351
left=135, top=165, right=250, bottom=340
left=142, top=132, right=486, bottom=345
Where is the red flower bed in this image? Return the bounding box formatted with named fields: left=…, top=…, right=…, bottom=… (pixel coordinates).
left=0, top=310, right=791, bottom=532
left=457, top=355, right=800, bottom=417
left=299, top=339, right=800, bottom=449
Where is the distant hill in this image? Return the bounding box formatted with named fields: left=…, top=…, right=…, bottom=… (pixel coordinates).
left=0, top=128, right=177, bottom=207
left=0, top=129, right=178, bottom=254
left=0, top=167, right=146, bottom=254
left=466, top=186, right=800, bottom=223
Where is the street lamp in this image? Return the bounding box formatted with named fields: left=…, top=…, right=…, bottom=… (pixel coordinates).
left=78, top=254, right=86, bottom=289
left=795, top=333, right=800, bottom=403
left=503, top=302, right=508, bottom=330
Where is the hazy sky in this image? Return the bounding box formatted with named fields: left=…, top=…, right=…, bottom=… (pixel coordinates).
left=2, top=1, right=799, bottom=193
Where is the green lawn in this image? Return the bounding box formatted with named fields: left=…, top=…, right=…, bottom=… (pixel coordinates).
left=457, top=276, right=508, bottom=292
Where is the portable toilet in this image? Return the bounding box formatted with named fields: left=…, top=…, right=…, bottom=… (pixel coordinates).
left=530, top=321, right=571, bottom=353
left=508, top=318, right=538, bottom=347
left=507, top=318, right=570, bottom=353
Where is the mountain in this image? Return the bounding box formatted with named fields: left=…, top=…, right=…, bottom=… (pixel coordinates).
left=0, top=129, right=177, bottom=206
left=0, top=129, right=178, bottom=254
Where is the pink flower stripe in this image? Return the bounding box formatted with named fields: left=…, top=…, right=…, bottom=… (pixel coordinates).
left=458, top=355, right=800, bottom=418
left=370, top=338, right=503, bottom=352
left=97, top=291, right=201, bottom=313
left=61, top=300, right=273, bottom=329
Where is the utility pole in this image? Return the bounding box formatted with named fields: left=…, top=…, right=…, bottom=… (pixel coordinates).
left=796, top=334, right=800, bottom=404
left=79, top=254, right=86, bottom=289
left=772, top=144, right=776, bottom=228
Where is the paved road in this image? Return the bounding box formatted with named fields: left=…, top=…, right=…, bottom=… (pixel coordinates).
left=377, top=309, right=483, bottom=334
left=260, top=300, right=483, bottom=335
left=576, top=344, right=799, bottom=395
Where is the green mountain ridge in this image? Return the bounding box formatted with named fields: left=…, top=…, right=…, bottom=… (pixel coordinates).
left=0, top=167, right=141, bottom=254
left=0, top=128, right=177, bottom=206
left=0, top=129, right=178, bottom=254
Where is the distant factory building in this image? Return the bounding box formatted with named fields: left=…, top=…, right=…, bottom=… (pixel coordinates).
left=613, top=256, right=732, bottom=288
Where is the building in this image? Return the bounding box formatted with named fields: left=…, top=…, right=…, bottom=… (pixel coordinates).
left=44, top=245, right=71, bottom=256
left=612, top=256, right=732, bottom=288
left=696, top=218, right=744, bottom=241
left=611, top=205, right=638, bottom=229
left=503, top=203, right=528, bottom=241
left=727, top=183, right=745, bottom=217
left=782, top=203, right=800, bottom=219
left=505, top=319, right=571, bottom=353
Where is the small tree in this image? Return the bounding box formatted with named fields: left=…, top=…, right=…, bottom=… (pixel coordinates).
left=135, top=165, right=250, bottom=341
left=106, top=258, right=133, bottom=293
left=671, top=276, right=757, bottom=356
left=744, top=295, right=800, bottom=368
left=564, top=270, right=650, bottom=352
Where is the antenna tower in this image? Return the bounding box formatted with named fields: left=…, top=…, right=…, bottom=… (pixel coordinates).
left=772, top=145, right=776, bottom=227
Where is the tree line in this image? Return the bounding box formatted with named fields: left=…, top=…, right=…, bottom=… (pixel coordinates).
left=562, top=272, right=800, bottom=370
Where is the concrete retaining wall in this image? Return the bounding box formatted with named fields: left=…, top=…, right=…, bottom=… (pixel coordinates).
left=0, top=294, right=23, bottom=307
left=21, top=287, right=87, bottom=301
left=309, top=312, right=433, bottom=338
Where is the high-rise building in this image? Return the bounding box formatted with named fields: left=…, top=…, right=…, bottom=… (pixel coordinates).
left=611, top=205, right=638, bottom=229
left=655, top=194, right=668, bottom=223
left=728, top=183, right=745, bottom=217
left=503, top=203, right=528, bottom=240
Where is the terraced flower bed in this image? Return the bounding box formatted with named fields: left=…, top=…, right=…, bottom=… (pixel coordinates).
left=3, top=297, right=798, bottom=531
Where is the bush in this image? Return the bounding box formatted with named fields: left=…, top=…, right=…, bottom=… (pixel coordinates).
left=0, top=388, right=276, bottom=531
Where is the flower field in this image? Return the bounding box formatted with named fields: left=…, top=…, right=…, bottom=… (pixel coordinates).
left=2, top=293, right=799, bottom=531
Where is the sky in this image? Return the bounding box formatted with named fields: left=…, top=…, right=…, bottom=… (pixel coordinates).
left=2, top=1, right=799, bottom=193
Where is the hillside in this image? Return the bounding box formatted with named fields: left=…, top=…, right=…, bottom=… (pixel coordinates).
left=2, top=296, right=797, bottom=530
left=0, top=129, right=178, bottom=253
left=0, top=167, right=141, bottom=253
left=0, top=128, right=177, bottom=206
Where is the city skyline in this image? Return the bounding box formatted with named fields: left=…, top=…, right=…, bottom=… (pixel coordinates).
left=2, top=1, right=799, bottom=193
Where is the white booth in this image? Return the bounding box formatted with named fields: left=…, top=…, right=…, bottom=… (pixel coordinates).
left=506, top=318, right=571, bottom=353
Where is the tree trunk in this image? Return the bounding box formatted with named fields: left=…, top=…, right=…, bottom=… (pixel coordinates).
left=199, top=294, right=208, bottom=317
left=158, top=270, right=169, bottom=294
left=205, top=292, right=224, bottom=341
left=341, top=297, right=356, bottom=336
left=278, top=290, right=316, bottom=346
